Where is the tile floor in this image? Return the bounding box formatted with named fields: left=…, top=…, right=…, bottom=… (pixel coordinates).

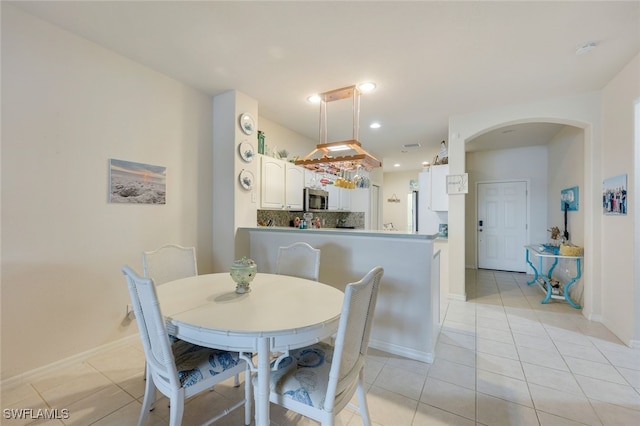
left=2, top=269, right=640, bottom=425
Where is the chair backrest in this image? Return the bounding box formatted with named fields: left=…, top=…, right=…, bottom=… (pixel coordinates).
left=142, top=244, right=197, bottom=285
left=325, top=266, right=384, bottom=408
left=276, top=242, right=321, bottom=281
left=122, top=265, right=180, bottom=391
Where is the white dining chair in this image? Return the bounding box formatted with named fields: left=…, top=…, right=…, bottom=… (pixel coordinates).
left=142, top=244, right=198, bottom=285
left=141, top=244, right=207, bottom=380
left=121, top=265, right=252, bottom=426
left=256, top=266, right=384, bottom=426
left=276, top=242, right=321, bottom=281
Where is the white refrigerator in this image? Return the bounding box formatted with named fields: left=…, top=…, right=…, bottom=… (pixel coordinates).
left=413, top=170, right=443, bottom=235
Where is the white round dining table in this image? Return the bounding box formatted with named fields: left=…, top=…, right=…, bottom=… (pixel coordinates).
left=155, top=273, right=344, bottom=426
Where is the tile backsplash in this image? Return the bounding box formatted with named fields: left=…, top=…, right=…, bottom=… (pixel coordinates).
left=257, top=210, right=364, bottom=229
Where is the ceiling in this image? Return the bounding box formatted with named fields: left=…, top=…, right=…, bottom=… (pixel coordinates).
left=8, top=1, right=640, bottom=172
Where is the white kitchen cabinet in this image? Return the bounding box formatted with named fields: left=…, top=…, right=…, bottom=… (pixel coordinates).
left=260, top=156, right=304, bottom=210
left=350, top=188, right=373, bottom=229
left=304, top=170, right=319, bottom=188
left=339, top=187, right=351, bottom=211
left=327, top=184, right=351, bottom=211
left=430, top=164, right=449, bottom=211
left=284, top=162, right=304, bottom=210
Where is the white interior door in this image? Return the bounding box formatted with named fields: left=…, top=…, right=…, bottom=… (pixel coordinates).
left=477, top=181, right=528, bottom=272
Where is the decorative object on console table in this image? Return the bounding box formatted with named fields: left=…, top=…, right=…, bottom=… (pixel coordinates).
left=560, top=243, right=583, bottom=257
left=230, top=257, right=257, bottom=294
left=547, top=226, right=562, bottom=247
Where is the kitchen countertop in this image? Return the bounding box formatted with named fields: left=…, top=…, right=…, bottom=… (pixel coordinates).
left=243, top=226, right=438, bottom=240
left=240, top=224, right=441, bottom=363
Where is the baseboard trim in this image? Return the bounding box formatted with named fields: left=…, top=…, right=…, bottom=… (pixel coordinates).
left=587, top=313, right=604, bottom=322
left=1, top=334, right=139, bottom=390
left=368, top=339, right=434, bottom=364
left=448, top=293, right=467, bottom=302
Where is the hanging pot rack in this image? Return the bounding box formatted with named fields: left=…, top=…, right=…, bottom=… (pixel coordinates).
left=295, top=85, right=382, bottom=173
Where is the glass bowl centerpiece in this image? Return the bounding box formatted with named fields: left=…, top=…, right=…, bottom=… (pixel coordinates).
left=230, top=257, right=257, bottom=294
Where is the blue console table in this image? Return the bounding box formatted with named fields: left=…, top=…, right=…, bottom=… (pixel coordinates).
left=525, top=244, right=583, bottom=309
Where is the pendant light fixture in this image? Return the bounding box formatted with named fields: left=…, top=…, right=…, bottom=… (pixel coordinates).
left=295, top=85, right=382, bottom=172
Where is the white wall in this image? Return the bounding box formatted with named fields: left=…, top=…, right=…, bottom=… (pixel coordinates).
left=1, top=6, right=214, bottom=378
left=212, top=90, right=259, bottom=271
left=450, top=53, right=640, bottom=346
left=256, top=116, right=316, bottom=160
left=547, top=126, right=585, bottom=247
left=382, top=171, right=419, bottom=232
left=465, top=146, right=548, bottom=268
left=449, top=91, right=601, bottom=311
left=600, top=53, right=639, bottom=345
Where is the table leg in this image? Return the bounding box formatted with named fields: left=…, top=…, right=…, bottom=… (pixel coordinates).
left=255, top=337, right=270, bottom=426
left=563, top=258, right=582, bottom=309
left=547, top=256, right=559, bottom=278
left=539, top=256, right=557, bottom=304
left=525, top=249, right=538, bottom=285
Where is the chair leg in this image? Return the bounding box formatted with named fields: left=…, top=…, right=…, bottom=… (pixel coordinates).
left=252, top=376, right=260, bottom=426
left=355, top=369, right=372, bottom=426
left=138, top=369, right=156, bottom=425
left=244, top=368, right=252, bottom=425
left=321, top=417, right=335, bottom=426
left=168, top=395, right=184, bottom=426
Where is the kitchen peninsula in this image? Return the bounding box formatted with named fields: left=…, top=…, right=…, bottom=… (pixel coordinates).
left=236, top=227, right=441, bottom=363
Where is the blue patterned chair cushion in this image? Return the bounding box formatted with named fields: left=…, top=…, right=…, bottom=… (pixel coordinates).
left=270, top=342, right=334, bottom=409
left=171, top=339, right=242, bottom=388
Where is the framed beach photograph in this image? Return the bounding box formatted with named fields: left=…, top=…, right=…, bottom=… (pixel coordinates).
left=109, top=159, right=166, bottom=204
left=602, top=174, right=627, bottom=215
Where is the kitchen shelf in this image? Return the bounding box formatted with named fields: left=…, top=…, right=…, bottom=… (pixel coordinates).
left=295, top=85, right=381, bottom=172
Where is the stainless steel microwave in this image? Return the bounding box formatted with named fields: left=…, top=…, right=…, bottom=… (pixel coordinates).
left=304, top=188, right=329, bottom=211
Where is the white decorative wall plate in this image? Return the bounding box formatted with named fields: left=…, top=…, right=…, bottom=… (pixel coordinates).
left=239, top=169, right=254, bottom=190
left=238, top=141, right=254, bottom=162
left=238, top=113, right=255, bottom=135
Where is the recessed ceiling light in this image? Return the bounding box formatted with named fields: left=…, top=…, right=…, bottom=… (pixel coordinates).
left=393, top=163, right=400, bottom=167
left=576, top=41, right=597, bottom=55
left=370, top=122, right=381, bottom=129
left=358, top=82, right=376, bottom=93
left=422, top=161, right=430, bottom=166
left=307, top=94, right=321, bottom=103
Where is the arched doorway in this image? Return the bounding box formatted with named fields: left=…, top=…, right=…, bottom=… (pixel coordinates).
left=447, top=93, right=601, bottom=319
left=465, top=122, right=584, bottom=277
